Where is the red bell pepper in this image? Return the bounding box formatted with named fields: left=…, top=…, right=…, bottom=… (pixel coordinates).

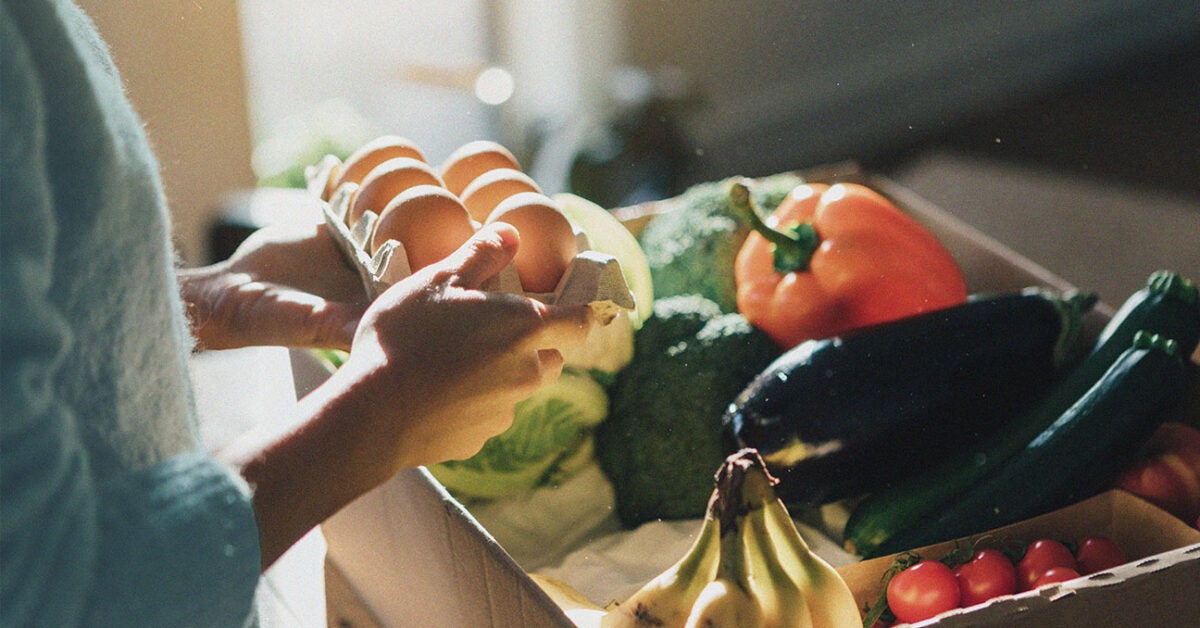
left=1112, top=422, right=1200, bottom=522
left=729, top=179, right=968, bottom=349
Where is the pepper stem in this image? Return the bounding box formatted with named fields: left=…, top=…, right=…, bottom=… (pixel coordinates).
left=728, top=178, right=819, bottom=274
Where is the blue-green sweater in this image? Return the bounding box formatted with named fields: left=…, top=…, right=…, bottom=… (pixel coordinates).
left=1, top=1, right=260, bottom=625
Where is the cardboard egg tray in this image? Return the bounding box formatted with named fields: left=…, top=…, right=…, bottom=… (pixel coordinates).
left=303, top=153, right=635, bottom=325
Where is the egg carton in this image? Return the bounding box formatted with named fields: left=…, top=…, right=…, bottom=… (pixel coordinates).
left=305, top=154, right=635, bottom=325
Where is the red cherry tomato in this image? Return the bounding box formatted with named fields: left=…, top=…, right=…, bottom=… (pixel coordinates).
left=1074, top=535, right=1128, bottom=575
left=887, top=560, right=961, bottom=624
left=955, top=549, right=1018, bottom=607
left=1016, top=539, right=1076, bottom=591
left=1031, top=566, right=1081, bottom=588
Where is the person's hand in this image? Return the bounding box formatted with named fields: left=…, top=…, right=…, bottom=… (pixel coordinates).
left=227, top=221, right=594, bottom=567
left=321, top=221, right=594, bottom=469
left=179, top=219, right=368, bottom=351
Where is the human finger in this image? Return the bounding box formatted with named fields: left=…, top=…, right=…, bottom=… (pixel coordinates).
left=525, top=302, right=594, bottom=351
left=249, top=286, right=365, bottom=351
left=228, top=221, right=366, bottom=305
left=441, top=221, right=520, bottom=289
left=448, top=406, right=518, bottom=462
left=537, top=348, right=565, bottom=382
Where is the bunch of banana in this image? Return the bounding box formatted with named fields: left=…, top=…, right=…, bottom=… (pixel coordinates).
left=601, top=449, right=861, bottom=628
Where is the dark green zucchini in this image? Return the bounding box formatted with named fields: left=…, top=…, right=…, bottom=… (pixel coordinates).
left=723, top=288, right=1096, bottom=509
left=1092, top=270, right=1200, bottom=359
left=875, top=331, right=1189, bottom=554
left=844, top=270, right=1200, bottom=558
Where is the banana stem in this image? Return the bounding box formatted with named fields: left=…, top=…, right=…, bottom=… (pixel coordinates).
left=711, top=450, right=775, bottom=592
left=716, top=516, right=754, bottom=592
left=715, top=448, right=781, bottom=514
left=677, top=513, right=721, bottom=585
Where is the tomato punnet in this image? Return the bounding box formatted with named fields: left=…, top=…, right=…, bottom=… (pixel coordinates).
left=1074, top=535, right=1128, bottom=575
left=1031, top=566, right=1081, bottom=588
left=954, top=549, right=1018, bottom=607
left=1016, top=539, right=1077, bottom=591
left=873, top=535, right=1130, bottom=623
left=887, top=560, right=961, bottom=624
left=729, top=180, right=968, bottom=349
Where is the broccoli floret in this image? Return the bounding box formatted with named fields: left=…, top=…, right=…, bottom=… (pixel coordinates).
left=596, top=296, right=782, bottom=528
left=639, top=173, right=802, bottom=312
left=634, top=294, right=723, bottom=356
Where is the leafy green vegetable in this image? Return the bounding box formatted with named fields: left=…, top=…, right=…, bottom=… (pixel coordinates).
left=595, top=295, right=782, bottom=527
left=559, top=309, right=636, bottom=384
left=310, top=348, right=348, bottom=370
left=428, top=370, right=609, bottom=500
left=555, top=192, right=655, bottom=328
left=638, top=173, right=802, bottom=312
left=257, top=136, right=354, bottom=189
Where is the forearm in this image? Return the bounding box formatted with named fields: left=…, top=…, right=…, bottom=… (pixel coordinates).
left=220, top=367, right=398, bottom=569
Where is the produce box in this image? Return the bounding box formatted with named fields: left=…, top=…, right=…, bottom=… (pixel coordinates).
left=293, top=163, right=1199, bottom=627
left=836, top=490, right=1200, bottom=627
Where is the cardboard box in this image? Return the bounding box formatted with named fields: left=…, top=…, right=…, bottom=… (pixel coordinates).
left=293, top=164, right=1200, bottom=626
left=837, top=490, right=1200, bottom=626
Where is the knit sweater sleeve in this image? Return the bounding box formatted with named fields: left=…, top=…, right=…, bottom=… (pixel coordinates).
left=1, top=2, right=261, bottom=626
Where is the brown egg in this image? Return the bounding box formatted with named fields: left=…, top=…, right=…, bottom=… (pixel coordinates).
left=371, top=185, right=476, bottom=272
left=485, top=192, right=579, bottom=294
left=336, top=135, right=427, bottom=189
left=347, top=157, right=444, bottom=226
left=440, top=140, right=522, bottom=196
left=459, top=168, right=542, bottom=223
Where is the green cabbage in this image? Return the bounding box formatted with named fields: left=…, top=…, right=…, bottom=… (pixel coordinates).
left=553, top=192, right=649, bottom=379
left=559, top=309, right=635, bottom=384
left=554, top=192, right=654, bottom=327
left=428, top=369, right=610, bottom=500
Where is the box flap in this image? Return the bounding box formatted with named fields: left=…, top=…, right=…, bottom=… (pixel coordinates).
left=290, top=348, right=571, bottom=626
left=322, top=467, right=574, bottom=627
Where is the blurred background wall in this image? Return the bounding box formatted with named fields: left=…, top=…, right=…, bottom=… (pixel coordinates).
left=77, top=0, right=256, bottom=265
left=76, top=0, right=1200, bottom=264
left=621, top=1, right=1200, bottom=181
